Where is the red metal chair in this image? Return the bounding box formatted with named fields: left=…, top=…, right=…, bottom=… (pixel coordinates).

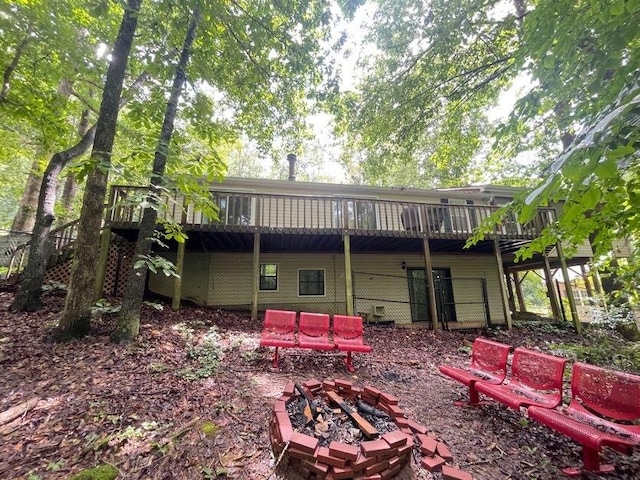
left=439, top=337, right=512, bottom=406
left=298, top=312, right=334, bottom=350
left=474, top=347, right=567, bottom=410
left=528, top=362, right=640, bottom=476
left=333, top=315, right=372, bottom=372
left=259, top=310, right=297, bottom=368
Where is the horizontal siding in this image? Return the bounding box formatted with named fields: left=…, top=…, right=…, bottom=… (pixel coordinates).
left=148, top=250, right=506, bottom=326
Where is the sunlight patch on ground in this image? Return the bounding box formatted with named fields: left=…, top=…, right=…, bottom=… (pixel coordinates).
left=250, top=373, right=288, bottom=399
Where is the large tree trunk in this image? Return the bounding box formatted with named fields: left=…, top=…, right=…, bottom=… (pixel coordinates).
left=11, top=125, right=97, bottom=312
left=113, top=8, right=199, bottom=343
left=56, top=0, right=142, bottom=338
left=11, top=160, right=43, bottom=234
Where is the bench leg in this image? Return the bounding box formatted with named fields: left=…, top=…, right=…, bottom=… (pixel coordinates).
left=454, top=384, right=489, bottom=407
left=271, top=347, right=280, bottom=369
left=343, top=351, right=355, bottom=373
left=561, top=447, right=615, bottom=477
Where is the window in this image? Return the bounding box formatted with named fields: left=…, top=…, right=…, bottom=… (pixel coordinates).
left=259, top=264, right=278, bottom=291
left=298, top=269, right=325, bottom=296
left=213, top=193, right=253, bottom=225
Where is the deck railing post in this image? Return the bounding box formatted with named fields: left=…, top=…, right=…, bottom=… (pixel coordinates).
left=493, top=238, right=513, bottom=330
left=343, top=233, right=354, bottom=315
left=171, top=240, right=186, bottom=311
left=422, top=238, right=439, bottom=331
left=251, top=232, right=261, bottom=320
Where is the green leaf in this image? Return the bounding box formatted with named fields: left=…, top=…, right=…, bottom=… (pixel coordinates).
left=610, top=0, right=626, bottom=16
left=581, top=187, right=601, bottom=210
left=593, top=160, right=619, bottom=179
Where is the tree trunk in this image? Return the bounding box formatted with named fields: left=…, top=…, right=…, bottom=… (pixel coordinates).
left=58, top=175, right=79, bottom=224
left=11, top=125, right=97, bottom=312
left=113, top=7, right=200, bottom=343
left=11, top=160, right=43, bottom=234
left=56, top=0, right=142, bottom=338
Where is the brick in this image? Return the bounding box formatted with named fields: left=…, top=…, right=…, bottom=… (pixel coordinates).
left=421, top=455, right=446, bottom=472
left=360, top=439, right=390, bottom=457
left=388, top=455, right=406, bottom=469
left=394, top=417, right=410, bottom=428
left=436, top=442, right=453, bottom=461
left=375, top=447, right=398, bottom=461
left=364, top=385, right=382, bottom=399
left=354, top=475, right=382, bottom=480
left=407, top=419, right=428, bottom=435
left=388, top=404, right=405, bottom=418
left=379, top=392, right=399, bottom=405
left=364, top=460, right=389, bottom=475
left=331, top=466, right=356, bottom=480
left=307, top=460, right=330, bottom=476
left=317, top=447, right=347, bottom=468
left=335, top=379, right=353, bottom=391
left=381, top=463, right=405, bottom=479
left=283, top=383, right=296, bottom=396
left=442, top=465, right=474, bottom=480
left=290, top=432, right=319, bottom=454
left=397, top=444, right=413, bottom=458
left=351, top=386, right=363, bottom=396
left=289, top=448, right=318, bottom=462
left=360, top=394, right=377, bottom=405
left=352, top=452, right=377, bottom=472
left=403, top=432, right=415, bottom=446
left=303, top=378, right=323, bottom=392
left=322, top=380, right=337, bottom=391
left=382, top=430, right=407, bottom=448
left=417, top=434, right=438, bottom=456
left=329, top=441, right=359, bottom=462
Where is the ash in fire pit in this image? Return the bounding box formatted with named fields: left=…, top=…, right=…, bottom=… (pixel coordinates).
left=287, top=383, right=398, bottom=447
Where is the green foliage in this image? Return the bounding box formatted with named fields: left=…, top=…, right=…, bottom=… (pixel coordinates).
left=174, top=325, right=224, bottom=380
left=68, top=464, right=119, bottom=480
left=199, top=421, right=220, bottom=438
left=133, top=254, right=178, bottom=277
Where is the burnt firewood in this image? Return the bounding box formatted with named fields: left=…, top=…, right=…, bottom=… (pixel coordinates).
left=356, top=399, right=390, bottom=419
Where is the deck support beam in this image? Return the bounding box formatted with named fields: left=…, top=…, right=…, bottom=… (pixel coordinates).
left=543, top=254, right=562, bottom=320
left=493, top=239, right=512, bottom=330
left=422, top=238, right=439, bottom=331
left=171, top=240, right=186, bottom=311
left=343, top=233, right=354, bottom=316
left=514, top=271, right=527, bottom=313
left=251, top=232, right=261, bottom=320
left=505, top=270, right=517, bottom=315
left=557, top=242, right=581, bottom=333
left=94, top=227, right=111, bottom=300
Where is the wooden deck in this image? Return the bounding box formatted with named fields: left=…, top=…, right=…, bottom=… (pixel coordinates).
left=107, top=185, right=555, bottom=241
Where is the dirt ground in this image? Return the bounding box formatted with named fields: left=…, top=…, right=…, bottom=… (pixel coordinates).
left=1, top=289, right=639, bottom=480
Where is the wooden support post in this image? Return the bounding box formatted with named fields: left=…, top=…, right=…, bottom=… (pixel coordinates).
left=543, top=254, right=562, bottom=320
left=580, top=264, right=594, bottom=300
left=514, top=271, right=527, bottom=313
left=251, top=232, right=261, bottom=321
left=171, top=240, right=186, bottom=311
left=493, top=239, right=512, bottom=330
left=94, top=227, right=112, bottom=301
left=343, top=233, right=354, bottom=316
left=505, top=269, right=517, bottom=314
left=422, top=238, right=439, bottom=331
left=557, top=242, right=581, bottom=333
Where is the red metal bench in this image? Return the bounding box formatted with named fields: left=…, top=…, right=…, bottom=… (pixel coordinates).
left=473, top=347, right=567, bottom=410
left=333, top=315, right=372, bottom=372
left=528, top=362, right=640, bottom=476
left=439, top=337, right=512, bottom=406
left=298, top=312, right=334, bottom=350
left=259, top=309, right=297, bottom=368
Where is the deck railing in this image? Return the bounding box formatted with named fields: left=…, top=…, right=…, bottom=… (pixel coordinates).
left=108, top=185, right=555, bottom=239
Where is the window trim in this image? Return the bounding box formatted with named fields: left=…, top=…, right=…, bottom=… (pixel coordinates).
left=259, top=263, right=279, bottom=292
left=297, top=268, right=326, bottom=297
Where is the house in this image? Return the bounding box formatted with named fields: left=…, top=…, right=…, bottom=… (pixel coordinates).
left=92, top=155, right=603, bottom=330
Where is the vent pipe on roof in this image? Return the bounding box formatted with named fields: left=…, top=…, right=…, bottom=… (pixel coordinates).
left=287, top=153, right=297, bottom=181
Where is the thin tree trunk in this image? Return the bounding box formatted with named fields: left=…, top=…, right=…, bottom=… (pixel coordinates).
left=11, top=125, right=97, bottom=312
left=56, top=0, right=142, bottom=338
left=1, top=30, right=32, bottom=103
left=11, top=160, right=43, bottom=233
left=113, top=8, right=200, bottom=343
left=58, top=175, right=79, bottom=224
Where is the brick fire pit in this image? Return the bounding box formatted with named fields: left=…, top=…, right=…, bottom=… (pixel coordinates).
left=269, top=378, right=475, bottom=480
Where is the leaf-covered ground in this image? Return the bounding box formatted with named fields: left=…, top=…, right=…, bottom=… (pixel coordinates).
left=1, top=289, right=639, bottom=480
